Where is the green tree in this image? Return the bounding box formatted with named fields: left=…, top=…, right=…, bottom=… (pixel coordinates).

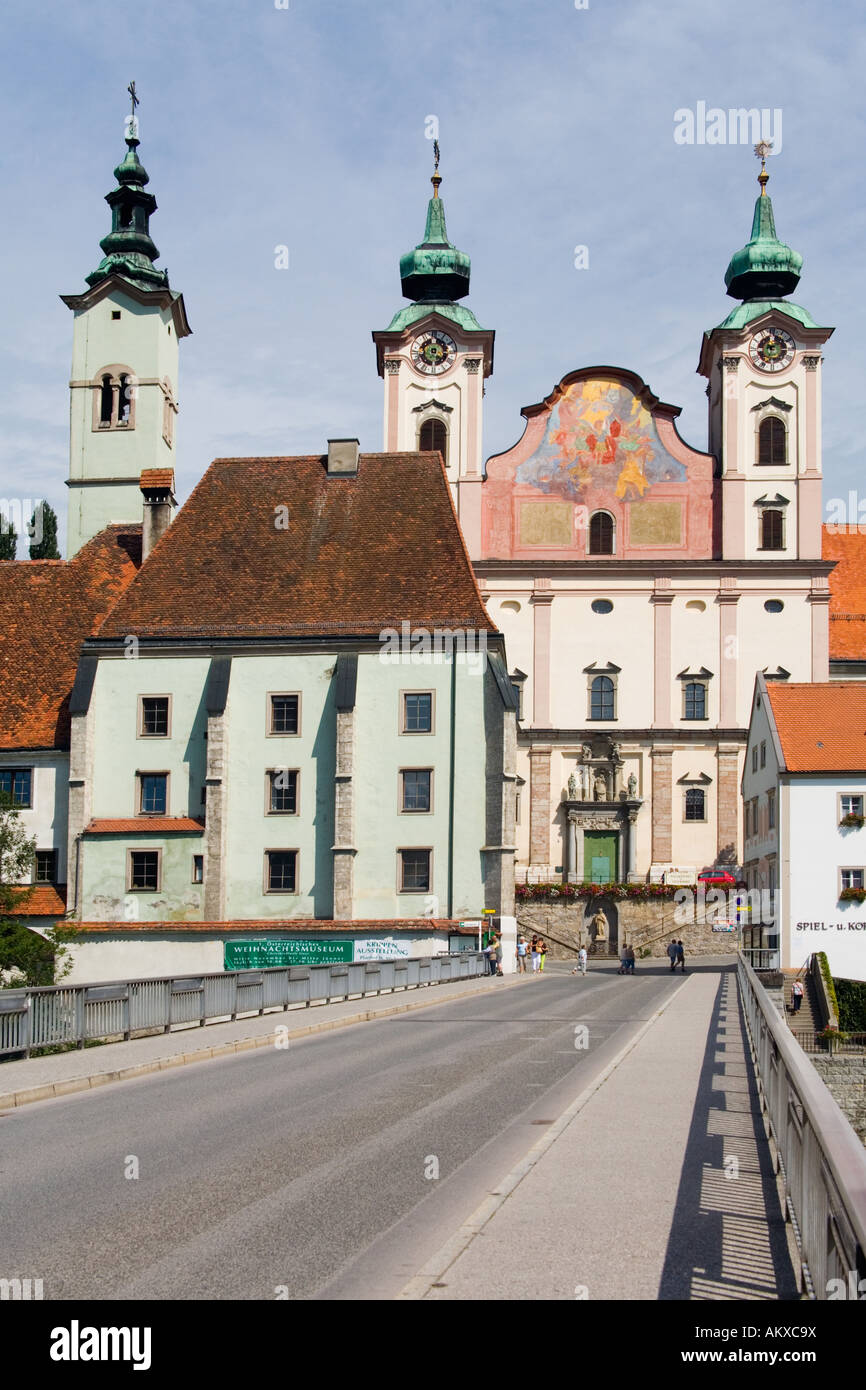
left=0, top=517, right=17, bottom=560
left=28, top=500, right=61, bottom=560
left=0, top=794, right=72, bottom=986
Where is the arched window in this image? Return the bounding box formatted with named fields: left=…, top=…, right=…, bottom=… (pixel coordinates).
left=590, top=675, right=615, bottom=720
left=118, top=374, right=131, bottom=424
left=760, top=509, right=784, bottom=551
left=589, top=511, right=614, bottom=555
left=685, top=789, right=705, bottom=821
left=758, top=417, right=787, bottom=466
left=419, top=417, right=448, bottom=467
left=684, top=682, right=707, bottom=720
left=99, top=374, right=114, bottom=425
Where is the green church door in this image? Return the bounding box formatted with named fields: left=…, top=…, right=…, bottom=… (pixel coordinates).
left=585, top=831, right=618, bottom=884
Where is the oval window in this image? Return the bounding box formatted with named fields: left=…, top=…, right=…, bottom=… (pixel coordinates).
left=500, top=600, right=521, bottom=613
left=591, top=599, right=613, bottom=614
left=764, top=600, right=784, bottom=613
left=685, top=600, right=706, bottom=613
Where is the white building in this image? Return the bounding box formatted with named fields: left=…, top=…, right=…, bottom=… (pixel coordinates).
left=743, top=674, right=866, bottom=981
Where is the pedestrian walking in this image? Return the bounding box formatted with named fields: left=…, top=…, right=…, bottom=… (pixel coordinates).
left=539, top=938, right=548, bottom=972
left=791, top=979, right=804, bottom=1013
left=667, top=939, right=678, bottom=973
left=618, top=943, right=629, bottom=975
left=625, top=943, right=636, bottom=974
left=516, top=935, right=528, bottom=973
left=494, top=937, right=503, bottom=976
left=676, top=940, right=686, bottom=973
left=530, top=936, right=541, bottom=973
left=573, top=946, right=588, bottom=976
left=484, top=938, right=497, bottom=976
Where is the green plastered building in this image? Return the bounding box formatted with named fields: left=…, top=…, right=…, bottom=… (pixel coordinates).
left=65, top=443, right=517, bottom=978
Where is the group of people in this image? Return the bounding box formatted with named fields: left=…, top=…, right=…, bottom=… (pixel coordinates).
left=667, top=939, right=686, bottom=972
left=484, top=934, right=503, bottom=976
left=617, top=944, right=636, bottom=974
left=516, top=934, right=548, bottom=973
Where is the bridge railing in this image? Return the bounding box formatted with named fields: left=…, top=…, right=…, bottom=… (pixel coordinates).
left=737, top=953, right=866, bottom=1298
left=0, top=953, right=487, bottom=1059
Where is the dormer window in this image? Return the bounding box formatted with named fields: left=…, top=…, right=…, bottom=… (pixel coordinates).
left=758, top=416, right=787, bottom=466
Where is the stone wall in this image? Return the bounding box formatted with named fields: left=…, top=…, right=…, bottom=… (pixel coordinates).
left=516, top=898, right=734, bottom=960
left=809, top=1056, right=866, bottom=1148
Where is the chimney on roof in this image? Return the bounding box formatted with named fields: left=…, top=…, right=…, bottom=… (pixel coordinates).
left=326, top=438, right=360, bottom=476
left=140, top=469, right=176, bottom=560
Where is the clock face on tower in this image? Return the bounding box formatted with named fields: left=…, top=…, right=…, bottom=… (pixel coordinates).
left=749, top=328, right=796, bottom=373
left=411, top=330, right=457, bottom=375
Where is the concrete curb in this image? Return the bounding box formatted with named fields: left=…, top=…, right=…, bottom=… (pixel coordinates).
left=397, top=975, right=693, bottom=1300
left=0, top=974, right=523, bottom=1111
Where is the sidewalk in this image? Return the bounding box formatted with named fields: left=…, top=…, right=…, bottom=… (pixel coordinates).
left=404, top=964, right=800, bottom=1301
left=0, top=971, right=519, bottom=1111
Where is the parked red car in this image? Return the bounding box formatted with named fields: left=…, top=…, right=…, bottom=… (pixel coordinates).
left=697, top=868, right=740, bottom=888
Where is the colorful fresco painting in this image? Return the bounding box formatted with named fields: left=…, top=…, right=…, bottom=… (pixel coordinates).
left=514, top=378, right=687, bottom=502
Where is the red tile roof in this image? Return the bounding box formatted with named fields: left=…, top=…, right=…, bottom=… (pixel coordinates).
left=83, top=817, right=205, bottom=834
left=70, top=919, right=461, bottom=933
left=14, top=884, right=67, bottom=916
left=99, top=454, right=494, bottom=640
left=0, top=526, right=142, bottom=750
left=766, top=681, right=866, bottom=772
left=823, top=526, right=866, bottom=660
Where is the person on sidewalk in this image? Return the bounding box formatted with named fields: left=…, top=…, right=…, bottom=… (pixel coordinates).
left=485, top=938, right=497, bottom=976
left=494, top=937, right=503, bottom=976
left=516, top=935, right=528, bottom=973
left=539, top=938, right=548, bottom=972
left=667, top=939, right=679, bottom=973
left=530, top=937, right=541, bottom=973
left=676, top=940, right=686, bottom=973
left=573, top=946, right=588, bottom=977
left=791, top=979, right=804, bottom=1013
left=618, top=944, right=629, bottom=975
left=625, top=943, right=636, bottom=974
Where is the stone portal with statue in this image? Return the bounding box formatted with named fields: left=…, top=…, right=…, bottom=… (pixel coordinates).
left=563, top=737, right=643, bottom=888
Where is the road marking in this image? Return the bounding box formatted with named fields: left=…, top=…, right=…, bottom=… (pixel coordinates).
left=397, top=976, right=693, bottom=1300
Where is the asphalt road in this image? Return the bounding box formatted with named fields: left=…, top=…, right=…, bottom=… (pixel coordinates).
left=0, top=962, right=694, bottom=1301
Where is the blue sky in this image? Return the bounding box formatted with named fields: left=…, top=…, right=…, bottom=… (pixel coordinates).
left=1, top=0, right=864, bottom=554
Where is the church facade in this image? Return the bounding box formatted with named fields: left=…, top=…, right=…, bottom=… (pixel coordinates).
left=377, top=152, right=834, bottom=888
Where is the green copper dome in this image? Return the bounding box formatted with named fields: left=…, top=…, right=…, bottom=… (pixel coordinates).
left=85, top=131, right=169, bottom=293
left=724, top=170, right=803, bottom=301
left=399, top=168, right=471, bottom=303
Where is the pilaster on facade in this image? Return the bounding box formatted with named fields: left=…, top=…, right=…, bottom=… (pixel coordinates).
left=808, top=581, right=831, bottom=681
left=716, top=742, right=741, bottom=865
left=203, top=712, right=228, bottom=921
left=529, top=582, right=554, bottom=727
left=528, top=744, right=552, bottom=868
left=716, top=586, right=740, bottom=726
left=66, top=713, right=95, bottom=919
left=650, top=745, right=674, bottom=863
left=650, top=581, right=674, bottom=728
left=333, top=704, right=357, bottom=919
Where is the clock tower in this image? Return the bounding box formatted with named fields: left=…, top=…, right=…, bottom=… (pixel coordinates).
left=373, top=147, right=494, bottom=554
left=698, top=147, right=833, bottom=561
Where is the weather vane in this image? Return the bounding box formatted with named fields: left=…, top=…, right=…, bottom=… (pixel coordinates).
left=754, top=139, right=772, bottom=193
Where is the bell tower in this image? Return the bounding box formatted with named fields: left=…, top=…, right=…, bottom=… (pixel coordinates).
left=373, top=145, right=494, bottom=556
left=698, top=144, right=833, bottom=561
left=61, top=85, right=190, bottom=556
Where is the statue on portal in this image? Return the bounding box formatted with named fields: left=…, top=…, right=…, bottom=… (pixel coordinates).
left=590, top=908, right=608, bottom=941
left=627, top=773, right=638, bottom=798
left=568, top=770, right=579, bottom=801
left=593, top=772, right=607, bottom=801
